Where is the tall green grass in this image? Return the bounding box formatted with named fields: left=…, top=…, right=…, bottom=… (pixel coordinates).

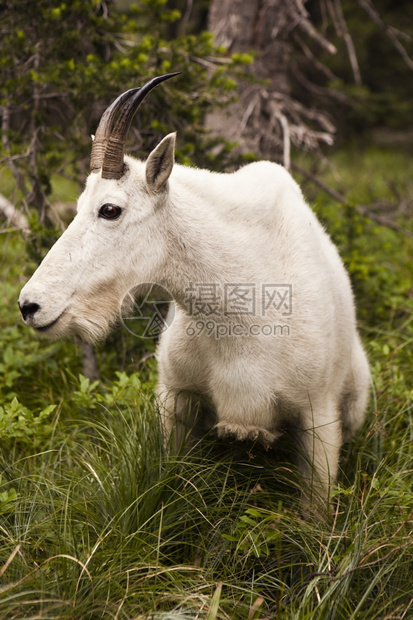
left=1, top=400, right=411, bottom=618
left=0, top=146, right=412, bottom=618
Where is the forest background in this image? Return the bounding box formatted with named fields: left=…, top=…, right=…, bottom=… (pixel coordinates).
left=0, top=1, right=412, bottom=618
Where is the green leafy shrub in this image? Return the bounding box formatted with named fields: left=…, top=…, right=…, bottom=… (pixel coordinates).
left=0, top=397, right=56, bottom=447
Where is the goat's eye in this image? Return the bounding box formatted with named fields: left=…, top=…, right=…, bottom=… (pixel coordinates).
left=99, top=204, right=122, bottom=220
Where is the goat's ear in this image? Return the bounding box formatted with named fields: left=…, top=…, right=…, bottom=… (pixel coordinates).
left=145, top=132, right=176, bottom=192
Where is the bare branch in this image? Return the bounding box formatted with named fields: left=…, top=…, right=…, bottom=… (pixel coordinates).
left=1, top=106, right=29, bottom=201
left=24, top=45, right=52, bottom=222
left=278, top=113, right=291, bottom=171
left=331, top=0, right=362, bottom=84
left=355, top=0, right=413, bottom=70
left=0, top=194, right=29, bottom=232
left=277, top=93, right=336, bottom=133
left=292, top=161, right=413, bottom=238
left=235, top=91, right=261, bottom=139
left=293, top=66, right=351, bottom=104
left=295, top=2, right=337, bottom=55
left=292, top=32, right=339, bottom=82
left=181, top=0, right=194, bottom=34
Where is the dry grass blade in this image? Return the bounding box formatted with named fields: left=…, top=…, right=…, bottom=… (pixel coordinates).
left=0, top=544, right=22, bottom=579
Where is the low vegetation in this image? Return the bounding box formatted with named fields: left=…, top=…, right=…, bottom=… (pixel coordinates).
left=0, top=146, right=412, bottom=618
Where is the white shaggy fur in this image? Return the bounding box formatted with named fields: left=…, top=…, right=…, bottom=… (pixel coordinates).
left=19, top=132, right=370, bottom=501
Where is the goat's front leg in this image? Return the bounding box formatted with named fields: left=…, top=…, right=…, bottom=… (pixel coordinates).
left=156, top=384, right=209, bottom=452
left=296, top=400, right=342, bottom=506
left=210, top=372, right=280, bottom=446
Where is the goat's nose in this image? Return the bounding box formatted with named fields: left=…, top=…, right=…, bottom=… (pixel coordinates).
left=19, top=301, right=41, bottom=321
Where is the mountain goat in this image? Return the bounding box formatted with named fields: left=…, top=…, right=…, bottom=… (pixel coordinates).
left=19, top=73, right=370, bottom=504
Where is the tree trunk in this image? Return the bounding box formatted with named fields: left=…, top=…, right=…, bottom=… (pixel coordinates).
left=209, top=0, right=292, bottom=86
left=80, top=341, right=100, bottom=383
left=207, top=0, right=336, bottom=167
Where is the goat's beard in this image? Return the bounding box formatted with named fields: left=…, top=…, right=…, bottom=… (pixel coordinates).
left=32, top=280, right=165, bottom=344
left=36, top=288, right=124, bottom=344
left=68, top=291, right=123, bottom=343
left=70, top=312, right=116, bottom=344
left=34, top=306, right=117, bottom=344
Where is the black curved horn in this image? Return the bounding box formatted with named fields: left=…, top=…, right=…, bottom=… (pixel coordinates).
left=101, top=72, right=180, bottom=180
left=90, top=87, right=140, bottom=173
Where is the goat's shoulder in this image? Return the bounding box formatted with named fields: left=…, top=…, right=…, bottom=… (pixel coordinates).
left=171, top=160, right=304, bottom=221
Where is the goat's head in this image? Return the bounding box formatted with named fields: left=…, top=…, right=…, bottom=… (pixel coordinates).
left=18, top=73, right=179, bottom=342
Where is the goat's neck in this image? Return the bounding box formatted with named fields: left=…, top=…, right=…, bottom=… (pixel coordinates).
left=159, top=192, right=246, bottom=313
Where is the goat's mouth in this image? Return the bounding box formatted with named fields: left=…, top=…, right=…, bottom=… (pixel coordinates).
left=34, top=310, right=66, bottom=332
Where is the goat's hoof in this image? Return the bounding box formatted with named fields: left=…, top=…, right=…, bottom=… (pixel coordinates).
left=215, top=421, right=279, bottom=445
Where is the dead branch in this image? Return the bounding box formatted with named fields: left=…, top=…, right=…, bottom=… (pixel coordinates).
left=181, top=0, right=194, bottom=34
left=329, top=0, right=362, bottom=84
left=235, top=91, right=261, bottom=138
left=293, top=66, right=351, bottom=104
left=355, top=0, right=413, bottom=71
left=295, top=4, right=337, bottom=55
left=291, top=161, right=413, bottom=238
left=0, top=194, right=29, bottom=232
left=292, top=32, right=339, bottom=82
left=278, top=113, right=291, bottom=170
left=1, top=106, right=30, bottom=203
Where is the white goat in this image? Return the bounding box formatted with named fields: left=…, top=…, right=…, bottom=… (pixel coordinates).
left=19, top=74, right=370, bottom=503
